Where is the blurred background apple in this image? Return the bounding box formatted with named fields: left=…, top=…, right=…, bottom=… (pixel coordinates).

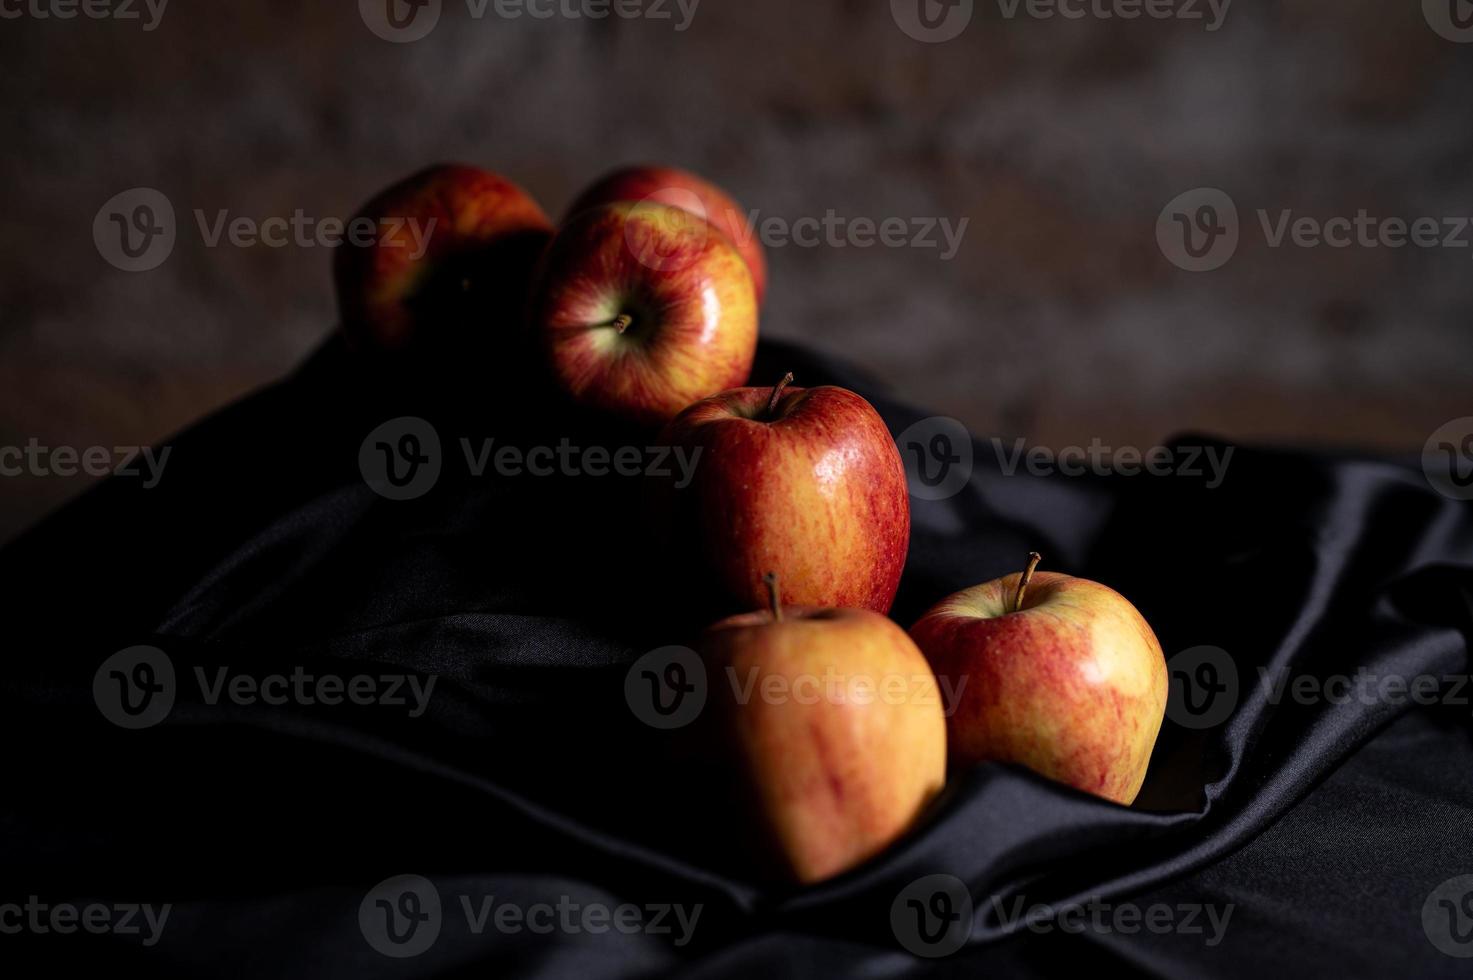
left=566, top=165, right=769, bottom=304
left=334, top=163, right=551, bottom=352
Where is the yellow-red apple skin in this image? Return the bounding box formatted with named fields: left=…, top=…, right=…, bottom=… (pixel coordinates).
left=909, top=572, right=1167, bottom=805
left=334, top=164, right=553, bottom=352
left=567, top=165, right=768, bottom=304
left=656, top=385, right=910, bottom=613
left=701, top=606, right=946, bottom=883
left=531, top=202, right=758, bottom=428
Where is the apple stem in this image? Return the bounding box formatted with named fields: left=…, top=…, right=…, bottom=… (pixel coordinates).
left=767, top=372, right=795, bottom=416
left=763, top=572, right=783, bottom=623
left=1013, top=552, right=1043, bottom=613
left=610, top=313, right=633, bottom=335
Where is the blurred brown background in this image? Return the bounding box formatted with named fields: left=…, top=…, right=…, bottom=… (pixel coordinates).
left=2, top=0, right=1471, bottom=542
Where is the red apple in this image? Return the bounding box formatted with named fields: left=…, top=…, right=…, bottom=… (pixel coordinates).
left=334, top=164, right=553, bottom=352
left=701, top=576, right=946, bottom=883
left=655, top=374, right=909, bottom=613
left=566, top=165, right=767, bottom=304
left=529, top=200, right=757, bottom=427
left=908, top=554, right=1168, bottom=805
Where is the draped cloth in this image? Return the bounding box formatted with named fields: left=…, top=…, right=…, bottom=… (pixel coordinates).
left=3, top=337, right=1470, bottom=977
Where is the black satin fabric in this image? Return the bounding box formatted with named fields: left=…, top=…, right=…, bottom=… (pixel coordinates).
left=2, top=337, right=1471, bottom=977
